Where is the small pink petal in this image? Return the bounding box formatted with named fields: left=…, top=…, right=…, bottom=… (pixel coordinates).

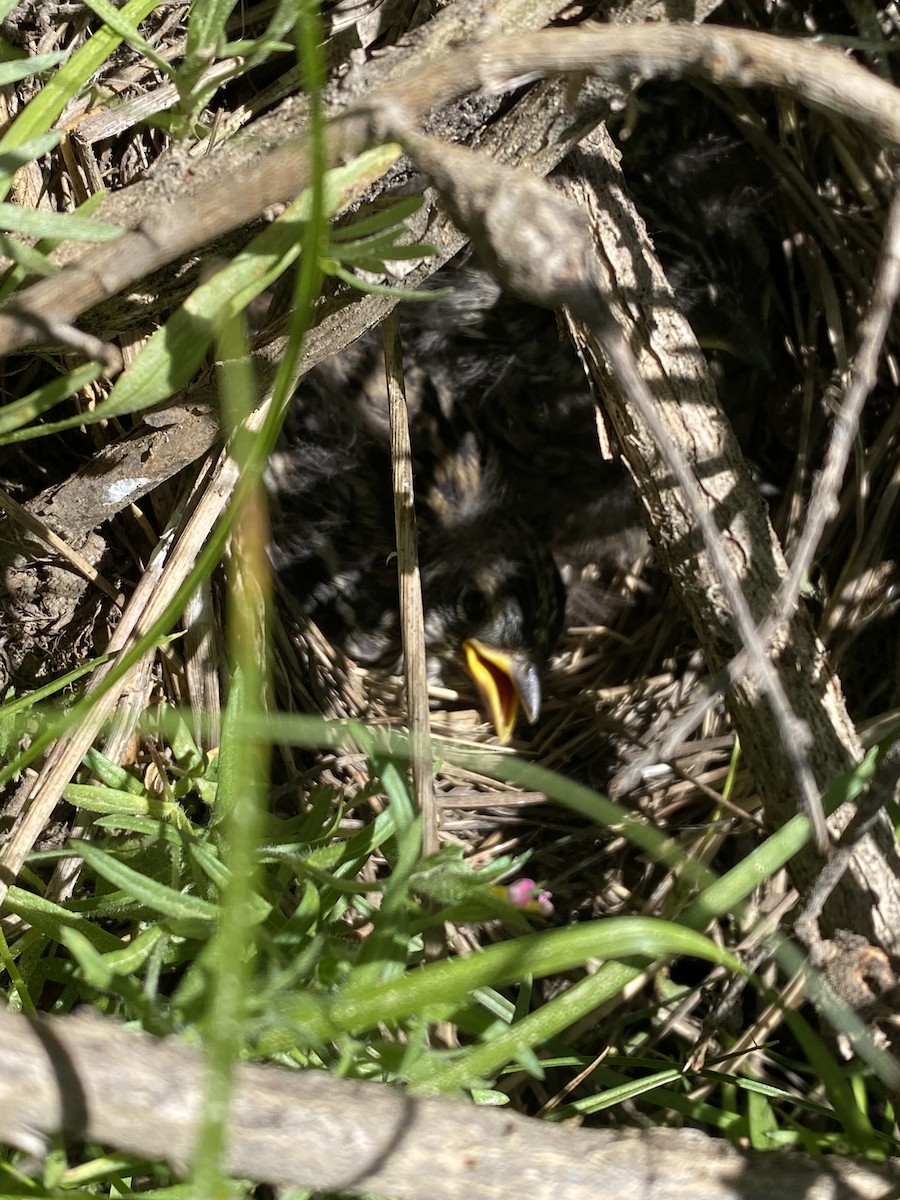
left=506, top=878, right=538, bottom=906
left=505, top=879, right=554, bottom=917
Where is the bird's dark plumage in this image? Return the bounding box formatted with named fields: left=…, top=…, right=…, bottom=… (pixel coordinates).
left=270, top=383, right=565, bottom=681
left=269, top=115, right=777, bottom=735
left=268, top=265, right=620, bottom=739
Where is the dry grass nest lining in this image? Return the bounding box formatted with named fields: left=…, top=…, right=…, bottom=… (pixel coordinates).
left=0, top=5, right=898, bottom=933
left=265, top=81, right=900, bottom=921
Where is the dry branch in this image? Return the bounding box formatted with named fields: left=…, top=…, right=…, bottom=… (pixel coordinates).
left=0, top=1007, right=897, bottom=1199
left=777, top=184, right=900, bottom=624
left=2, top=25, right=899, bottom=357
left=552, top=134, right=900, bottom=940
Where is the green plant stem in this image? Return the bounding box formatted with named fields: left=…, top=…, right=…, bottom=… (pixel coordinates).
left=268, top=0, right=327, bottom=426
left=191, top=310, right=268, bottom=1197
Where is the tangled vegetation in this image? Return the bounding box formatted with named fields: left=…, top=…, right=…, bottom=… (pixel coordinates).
left=1, top=1, right=900, bottom=1196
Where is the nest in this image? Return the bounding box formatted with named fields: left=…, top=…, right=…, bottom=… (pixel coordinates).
left=264, top=22, right=900, bottom=926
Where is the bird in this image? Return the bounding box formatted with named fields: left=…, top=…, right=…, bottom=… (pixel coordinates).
left=268, top=267, right=588, bottom=742
left=268, top=105, right=779, bottom=742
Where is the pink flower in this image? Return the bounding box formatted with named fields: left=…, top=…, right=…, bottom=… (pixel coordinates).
left=504, top=878, right=554, bottom=918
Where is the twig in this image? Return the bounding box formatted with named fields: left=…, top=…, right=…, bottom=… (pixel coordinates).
left=181, top=581, right=223, bottom=753
left=3, top=26, right=900, bottom=357
left=383, top=313, right=438, bottom=857
left=778, top=183, right=900, bottom=623
left=361, top=25, right=900, bottom=142
left=1, top=1007, right=898, bottom=1198
left=611, top=180, right=900, bottom=808
left=0, top=311, right=122, bottom=371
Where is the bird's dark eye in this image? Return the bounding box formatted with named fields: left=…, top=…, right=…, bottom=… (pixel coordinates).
left=457, top=585, right=489, bottom=625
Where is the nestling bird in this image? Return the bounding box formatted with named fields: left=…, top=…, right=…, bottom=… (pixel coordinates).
left=269, top=112, right=775, bottom=739
left=269, top=270, right=582, bottom=741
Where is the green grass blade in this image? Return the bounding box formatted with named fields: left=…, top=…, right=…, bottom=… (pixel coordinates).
left=190, top=283, right=268, bottom=1198
left=0, top=233, right=60, bottom=279
left=71, top=840, right=218, bottom=929
left=329, top=264, right=449, bottom=301
left=0, top=203, right=122, bottom=241
left=0, top=649, right=112, bottom=716
left=680, top=748, right=879, bottom=929
left=64, top=783, right=176, bottom=820
left=330, top=196, right=425, bottom=241
left=561, top=1067, right=685, bottom=1115
left=0, top=130, right=62, bottom=174
left=0, top=51, right=67, bottom=87
left=4, top=885, right=125, bottom=953
left=0, top=189, right=108, bottom=303
left=267, top=0, right=328, bottom=419
left=272, top=918, right=741, bottom=1045
left=0, top=0, right=162, bottom=161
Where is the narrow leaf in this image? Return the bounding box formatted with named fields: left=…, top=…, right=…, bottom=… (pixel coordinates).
left=0, top=203, right=122, bottom=241
left=0, top=51, right=67, bottom=87
left=73, top=840, right=218, bottom=927
left=329, top=264, right=450, bottom=302
left=276, top=917, right=741, bottom=1042
left=64, top=783, right=175, bottom=820
left=0, top=233, right=59, bottom=277
left=330, top=196, right=425, bottom=241
left=3, top=885, right=123, bottom=952
left=0, top=130, right=62, bottom=175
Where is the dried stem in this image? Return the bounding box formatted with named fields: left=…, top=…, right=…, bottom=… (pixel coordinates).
left=383, top=313, right=438, bottom=857
left=779, top=184, right=900, bottom=622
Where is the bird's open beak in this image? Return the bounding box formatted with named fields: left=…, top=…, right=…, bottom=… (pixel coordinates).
left=462, top=639, right=542, bottom=744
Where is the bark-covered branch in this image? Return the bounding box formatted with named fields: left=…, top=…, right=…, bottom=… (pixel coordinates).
left=1, top=23, right=897, bottom=356
left=1, top=1008, right=896, bottom=1199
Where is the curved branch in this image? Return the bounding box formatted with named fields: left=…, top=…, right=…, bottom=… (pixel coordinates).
left=0, top=24, right=897, bottom=356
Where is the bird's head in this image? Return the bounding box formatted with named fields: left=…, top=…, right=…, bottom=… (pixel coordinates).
left=422, top=531, right=565, bottom=743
